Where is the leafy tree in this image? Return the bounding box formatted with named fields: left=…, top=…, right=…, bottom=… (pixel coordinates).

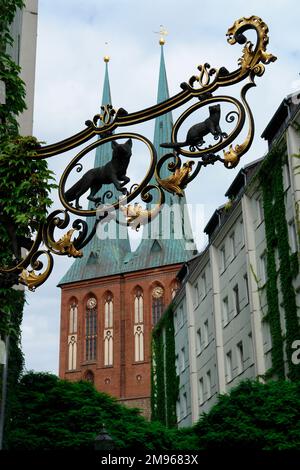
left=5, top=372, right=177, bottom=451
left=195, top=380, right=300, bottom=450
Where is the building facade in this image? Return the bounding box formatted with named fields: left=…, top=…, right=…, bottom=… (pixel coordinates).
left=154, top=92, right=300, bottom=427
left=7, top=0, right=38, bottom=135
left=58, top=44, right=196, bottom=418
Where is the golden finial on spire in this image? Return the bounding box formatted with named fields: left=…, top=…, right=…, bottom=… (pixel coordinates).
left=154, top=25, right=168, bottom=45
left=103, top=41, right=110, bottom=63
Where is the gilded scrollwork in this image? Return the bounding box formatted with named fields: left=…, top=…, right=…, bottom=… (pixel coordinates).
left=226, top=16, right=277, bottom=74
left=0, top=16, right=276, bottom=290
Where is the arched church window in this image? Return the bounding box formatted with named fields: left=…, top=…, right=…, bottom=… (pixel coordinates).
left=85, top=297, right=97, bottom=361
left=134, top=287, right=143, bottom=324
left=152, top=285, right=164, bottom=326
left=134, top=287, right=144, bottom=362
left=104, top=292, right=114, bottom=366
left=104, top=292, right=113, bottom=328
left=68, top=300, right=78, bottom=370
left=68, top=334, right=77, bottom=371
left=69, top=302, right=78, bottom=333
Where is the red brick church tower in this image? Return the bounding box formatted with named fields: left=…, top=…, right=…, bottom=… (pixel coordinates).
left=58, top=42, right=196, bottom=418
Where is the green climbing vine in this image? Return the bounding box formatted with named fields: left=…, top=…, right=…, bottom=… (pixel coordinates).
left=151, top=305, right=179, bottom=427
left=259, top=143, right=300, bottom=381
left=151, top=328, right=166, bottom=424
left=0, top=0, right=56, bottom=446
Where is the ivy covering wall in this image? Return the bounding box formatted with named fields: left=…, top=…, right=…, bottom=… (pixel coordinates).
left=0, top=0, right=56, bottom=447
left=151, top=305, right=179, bottom=427
left=259, top=143, right=300, bottom=381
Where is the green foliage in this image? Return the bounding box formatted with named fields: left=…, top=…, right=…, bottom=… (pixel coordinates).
left=0, top=135, right=56, bottom=267
left=259, top=144, right=300, bottom=380
left=0, top=288, right=24, bottom=439
left=7, top=374, right=300, bottom=451
left=195, top=379, right=300, bottom=450
left=151, top=329, right=166, bottom=423
left=5, top=372, right=178, bottom=451
left=151, top=305, right=179, bottom=427
left=290, top=252, right=299, bottom=279
left=0, top=1, right=56, bottom=445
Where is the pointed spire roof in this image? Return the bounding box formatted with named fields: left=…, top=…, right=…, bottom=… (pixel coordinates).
left=59, top=58, right=131, bottom=286
left=123, top=43, right=197, bottom=273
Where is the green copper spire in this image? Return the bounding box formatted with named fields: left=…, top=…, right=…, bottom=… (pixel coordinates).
left=123, top=42, right=197, bottom=273
left=59, top=58, right=130, bottom=285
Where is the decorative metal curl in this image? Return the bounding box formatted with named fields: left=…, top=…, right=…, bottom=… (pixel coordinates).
left=0, top=15, right=276, bottom=290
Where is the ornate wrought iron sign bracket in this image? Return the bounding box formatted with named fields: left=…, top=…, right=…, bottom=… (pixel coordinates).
left=0, top=16, right=276, bottom=290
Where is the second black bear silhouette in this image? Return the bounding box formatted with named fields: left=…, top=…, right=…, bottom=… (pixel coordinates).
left=65, top=139, right=132, bottom=209
left=161, top=104, right=226, bottom=150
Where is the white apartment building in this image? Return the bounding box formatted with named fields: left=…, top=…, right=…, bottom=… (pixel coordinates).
left=7, top=0, right=38, bottom=135
left=154, top=92, right=300, bottom=427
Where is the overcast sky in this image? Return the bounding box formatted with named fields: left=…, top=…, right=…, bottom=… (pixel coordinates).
left=22, top=0, right=300, bottom=374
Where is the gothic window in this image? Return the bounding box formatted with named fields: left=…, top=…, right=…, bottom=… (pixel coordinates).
left=134, top=287, right=144, bottom=362
left=68, top=300, right=78, bottom=370
left=134, top=325, right=144, bottom=362
left=85, top=297, right=97, bottom=361
left=152, top=285, right=164, bottom=326
left=69, top=302, right=78, bottom=334
left=134, top=287, right=143, bottom=324
left=104, top=292, right=113, bottom=366
left=104, top=292, right=113, bottom=328
left=68, top=334, right=77, bottom=370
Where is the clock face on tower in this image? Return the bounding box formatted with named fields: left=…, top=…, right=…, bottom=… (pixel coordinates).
left=152, top=286, right=164, bottom=298
left=87, top=297, right=97, bottom=309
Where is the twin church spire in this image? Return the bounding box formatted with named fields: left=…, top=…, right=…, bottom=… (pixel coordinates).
left=59, top=41, right=196, bottom=286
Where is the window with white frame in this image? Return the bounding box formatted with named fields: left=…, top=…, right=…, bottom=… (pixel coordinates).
left=196, top=328, right=202, bottom=355
left=236, top=341, right=244, bottom=374
left=248, top=332, right=254, bottom=364
left=222, top=296, right=229, bottom=326
left=288, top=220, right=298, bottom=253
left=180, top=347, right=185, bottom=372
left=174, top=312, right=178, bottom=334
left=199, top=377, right=204, bottom=404
left=233, top=284, right=240, bottom=316
left=256, top=196, right=264, bottom=224
left=244, top=273, right=249, bottom=305
left=203, top=320, right=209, bottom=347
left=283, top=162, right=291, bottom=190
left=260, top=252, right=267, bottom=285
left=206, top=370, right=212, bottom=399
left=175, top=354, right=179, bottom=375
left=201, top=272, right=207, bottom=299
left=194, top=283, right=200, bottom=307
left=183, top=393, right=188, bottom=417
left=230, top=232, right=236, bottom=258
left=220, top=245, right=226, bottom=272
left=176, top=399, right=181, bottom=422
left=179, top=304, right=184, bottom=327
left=226, top=350, right=233, bottom=382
